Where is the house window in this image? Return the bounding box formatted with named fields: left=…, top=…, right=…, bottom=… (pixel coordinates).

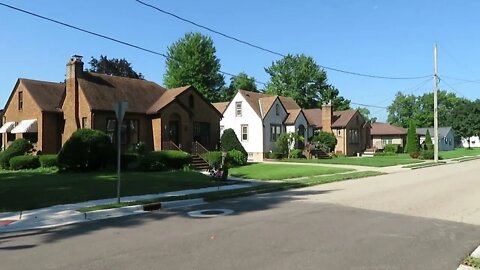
left=236, top=102, right=242, bottom=117
left=81, top=117, right=88, bottom=128
left=275, top=104, right=279, bottom=116
left=270, top=124, right=282, bottom=142
left=381, top=137, right=392, bottom=145
left=348, top=129, right=359, bottom=144
left=106, top=119, right=139, bottom=145
left=336, top=129, right=341, bottom=136
left=241, top=124, right=248, bottom=141
left=18, top=91, right=23, bottom=111
left=189, top=95, right=194, bottom=109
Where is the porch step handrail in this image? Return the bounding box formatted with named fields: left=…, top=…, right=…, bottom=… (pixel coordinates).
left=162, top=140, right=182, bottom=151
left=191, top=141, right=209, bottom=156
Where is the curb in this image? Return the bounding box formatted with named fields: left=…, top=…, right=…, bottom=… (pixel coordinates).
left=456, top=243, right=480, bottom=270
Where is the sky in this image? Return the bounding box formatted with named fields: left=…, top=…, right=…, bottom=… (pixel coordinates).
left=1, top=0, right=479, bottom=121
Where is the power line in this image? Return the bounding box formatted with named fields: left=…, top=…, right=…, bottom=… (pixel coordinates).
left=135, top=0, right=432, bottom=80
left=350, top=102, right=388, bottom=109
left=0, top=2, right=268, bottom=86
left=440, top=75, right=480, bottom=84
left=438, top=76, right=466, bottom=97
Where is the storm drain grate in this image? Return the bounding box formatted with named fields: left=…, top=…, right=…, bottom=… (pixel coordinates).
left=188, top=209, right=234, bottom=218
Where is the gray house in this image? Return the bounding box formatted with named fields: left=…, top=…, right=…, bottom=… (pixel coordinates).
left=417, top=127, right=455, bottom=151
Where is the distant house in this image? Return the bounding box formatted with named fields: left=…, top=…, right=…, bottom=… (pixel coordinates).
left=304, top=106, right=371, bottom=156
left=461, top=136, right=480, bottom=148
left=416, top=127, right=455, bottom=151
left=370, top=122, right=407, bottom=151
left=214, top=91, right=371, bottom=160
left=0, top=55, right=221, bottom=153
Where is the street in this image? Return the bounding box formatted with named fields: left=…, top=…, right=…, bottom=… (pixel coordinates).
left=1, top=160, right=480, bottom=270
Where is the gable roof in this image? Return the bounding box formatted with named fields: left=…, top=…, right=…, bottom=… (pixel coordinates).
left=20, top=79, right=65, bottom=113
left=212, top=102, right=229, bottom=114
left=284, top=109, right=302, bottom=125
left=304, top=108, right=361, bottom=129
left=237, top=90, right=300, bottom=119
left=416, top=127, right=453, bottom=138
left=78, top=72, right=166, bottom=114
left=371, top=122, right=407, bottom=135
left=147, top=86, right=190, bottom=114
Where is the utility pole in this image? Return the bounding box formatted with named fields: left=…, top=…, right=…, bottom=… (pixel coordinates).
left=433, top=44, right=439, bottom=162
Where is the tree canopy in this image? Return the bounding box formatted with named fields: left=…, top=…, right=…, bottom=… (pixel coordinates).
left=88, top=55, right=144, bottom=79
left=450, top=99, right=480, bottom=148
left=356, top=107, right=377, bottom=123
left=164, top=32, right=225, bottom=102
left=218, top=72, right=258, bottom=102
left=264, top=54, right=350, bottom=109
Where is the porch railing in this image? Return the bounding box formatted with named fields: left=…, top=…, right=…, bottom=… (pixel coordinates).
left=162, top=141, right=182, bottom=151
left=191, top=141, right=209, bottom=156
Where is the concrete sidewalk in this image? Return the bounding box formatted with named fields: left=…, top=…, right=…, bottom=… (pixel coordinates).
left=0, top=182, right=255, bottom=233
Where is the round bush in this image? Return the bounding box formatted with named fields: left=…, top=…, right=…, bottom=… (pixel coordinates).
left=227, top=149, right=247, bottom=167
left=383, top=144, right=399, bottom=154
left=58, top=129, right=113, bottom=171
left=311, top=132, right=337, bottom=152
left=410, top=151, right=421, bottom=159
left=140, top=150, right=192, bottom=171
left=39, top=155, right=58, bottom=168
left=0, top=138, right=33, bottom=169
left=9, top=155, right=40, bottom=170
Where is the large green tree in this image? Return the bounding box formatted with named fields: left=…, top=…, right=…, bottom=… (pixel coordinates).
left=164, top=32, right=225, bottom=102
left=218, top=72, right=258, bottom=102
left=88, top=55, right=144, bottom=79
left=264, top=54, right=350, bottom=109
left=356, top=107, right=377, bottom=123
left=450, top=99, right=480, bottom=148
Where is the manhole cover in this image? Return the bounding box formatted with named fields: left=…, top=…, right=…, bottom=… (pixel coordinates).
left=188, top=209, right=233, bottom=218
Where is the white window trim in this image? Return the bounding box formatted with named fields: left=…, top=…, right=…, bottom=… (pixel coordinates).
left=236, top=101, right=242, bottom=117
left=241, top=124, right=248, bottom=142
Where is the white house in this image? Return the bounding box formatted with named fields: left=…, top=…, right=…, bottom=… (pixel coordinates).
left=213, top=90, right=308, bottom=162
left=417, top=127, right=455, bottom=151
left=461, top=136, right=480, bottom=148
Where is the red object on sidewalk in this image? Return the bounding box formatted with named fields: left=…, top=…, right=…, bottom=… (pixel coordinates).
left=0, top=220, right=16, bottom=226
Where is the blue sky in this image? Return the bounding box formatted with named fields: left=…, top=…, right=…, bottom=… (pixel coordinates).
left=1, top=0, right=479, bottom=121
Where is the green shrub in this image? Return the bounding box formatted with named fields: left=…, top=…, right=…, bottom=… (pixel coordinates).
left=39, top=155, right=58, bottom=168
left=0, top=138, right=33, bottom=169
left=419, top=149, right=442, bottom=160
left=423, top=130, right=434, bottom=150
left=58, top=129, right=113, bottom=171
left=383, top=144, right=399, bottom=154
left=9, top=155, right=40, bottom=170
left=201, top=151, right=222, bottom=168
left=410, top=151, right=421, bottom=159
left=227, top=149, right=247, bottom=167
left=311, top=131, right=337, bottom=152
left=405, top=120, right=420, bottom=154
left=268, top=152, right=283, bottom=160
left=140, top=150, right=191, bottom=171
left=221, top=129, right=247, bottom=156
left=289, top=149, right=304, bottom=158
left=121, top=153, right=139, bottom=169
left=374, top=152, right=397, bottom=157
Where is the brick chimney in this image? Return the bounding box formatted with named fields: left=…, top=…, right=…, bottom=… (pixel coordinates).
left=62, top=55, right=84, bottom=144
left=321, top=101, right=333, bottom=132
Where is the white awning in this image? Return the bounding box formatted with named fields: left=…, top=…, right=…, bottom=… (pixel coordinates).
left=11, top=119, right=38, bottom=134
left=0, top=122, right=15, bottom=133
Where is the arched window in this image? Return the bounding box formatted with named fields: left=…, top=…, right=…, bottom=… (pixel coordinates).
left=189, top=95, right=194, bottom=109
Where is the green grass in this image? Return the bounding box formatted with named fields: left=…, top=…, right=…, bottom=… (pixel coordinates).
left=79, top=171, right=385, bottom=212
left=440, top=148, right=480, bottom=159
left=402, top=161, right=446, bottom=169
left=285, top=154, right=422, bottom=167
left=0, top=170, right=225, bottom=212
left=229, top=163, right=353, bottom=180
left=463, top=256, right=480, bottom=269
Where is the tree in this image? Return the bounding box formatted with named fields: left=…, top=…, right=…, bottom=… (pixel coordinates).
left=357, top=107, right=377, bottom=123
left=424, top=129, right=433, bottom=150
left=405, top=120, right=419, bottom=154
left=387, top=92, right=418, bottom=128
left=220, top=128, right=247, bottom=156
left=311, top=131, right=337, bottom=152
left=264, top=54, right=350, bottom=109
left=450, top=99, right=480, bottom=148
left=218, top=72, right=258, bottom=102
left=88, top=55, right=144, bottom=79
left=164, top=32, right=225, bottom=102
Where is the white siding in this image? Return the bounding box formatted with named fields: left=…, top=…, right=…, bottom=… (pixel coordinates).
left=219, top=92, right=263, bottom=157
left=263, top=99, right=288, bottom=153
left=462, top=136, right=480, bottom=148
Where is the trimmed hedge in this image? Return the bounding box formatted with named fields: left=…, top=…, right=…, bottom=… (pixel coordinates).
left=221, top=128, right=247, bottom=156
left=58, top=129, right=113, bottom=171
left=0, top=138, right=33, bottom=169
left=383, top=144, right=399, bottom=154
left=9, top=155, right=40, bottom=170
left=140, top=150, right=191, bottom=171
left=227, top=149, right=247, bottom=167
left=39, top=155, right=58, bottom=168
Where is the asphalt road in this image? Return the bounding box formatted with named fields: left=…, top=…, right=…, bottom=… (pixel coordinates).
left=1, top=160, right=480, bottom=270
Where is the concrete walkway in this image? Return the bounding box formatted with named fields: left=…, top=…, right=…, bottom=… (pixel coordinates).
left=0, top=182, right=255, bottom=233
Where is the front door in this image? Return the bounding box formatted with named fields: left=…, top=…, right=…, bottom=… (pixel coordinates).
left=168, top=121, right=180, bottom=145
left=194, top=122, right=211, bottom=148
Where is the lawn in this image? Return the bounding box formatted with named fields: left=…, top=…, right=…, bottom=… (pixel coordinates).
left=0, top=170, right=223, bottom=212
left=285, top=154, right=422, bottom=167
left=440, top=148, right=480, bottom=159
left=229, top=163, right=353, bottom=180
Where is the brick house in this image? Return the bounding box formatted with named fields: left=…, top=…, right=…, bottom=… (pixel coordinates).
left=1, top=55, right=221, bottom=153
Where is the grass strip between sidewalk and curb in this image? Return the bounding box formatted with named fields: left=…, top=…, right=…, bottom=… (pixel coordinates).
left=452, top=156, right=480, bottom=162
left=402, top=161, right=446, bottom=169
left=463, top=256, right=480, bottom=269
left=78, top=171, right=384, bottom=212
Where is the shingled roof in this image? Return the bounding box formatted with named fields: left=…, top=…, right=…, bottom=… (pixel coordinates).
left=19, top=79, right=65, bottom=113
left=212, top=102, right=229, bottom=114
left=371, top=122, right=407, bottom=135
left=304, top=108, right=360, bottom=128
left=238, top=90, right=299, bottom=119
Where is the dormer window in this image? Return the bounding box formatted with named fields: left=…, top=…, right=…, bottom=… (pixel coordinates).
left=18, top=91, right=23, bottom=111
left=275, top=104, right=279, bottom=116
